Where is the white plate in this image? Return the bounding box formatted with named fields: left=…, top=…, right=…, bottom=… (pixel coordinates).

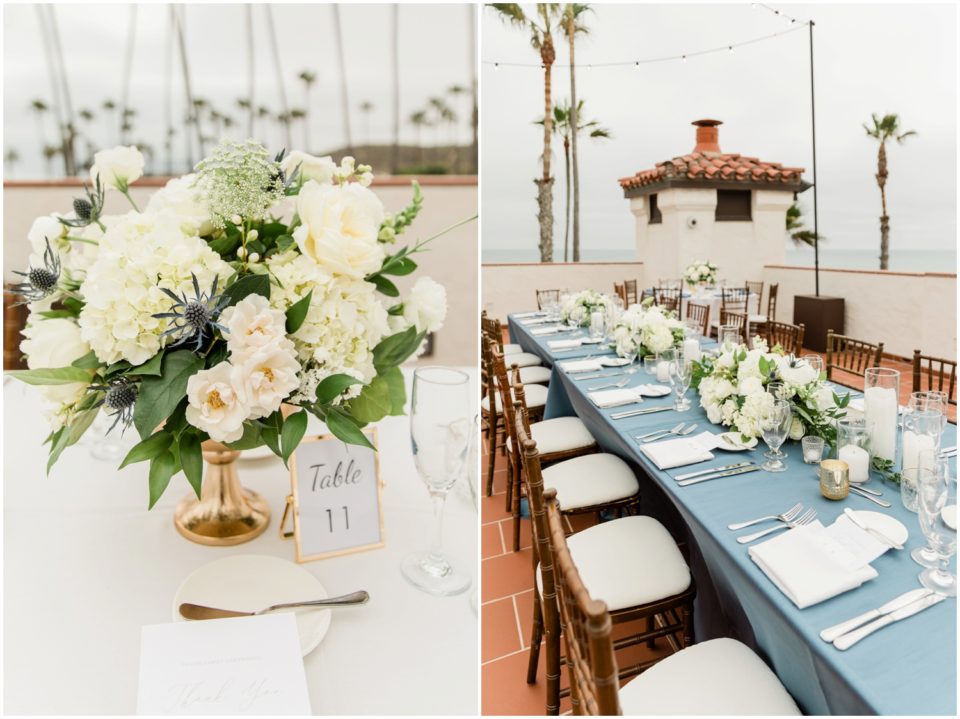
left=638, top=384, right=671, bottom=397
left=599, top=357, right=631, bottom=367
left=717, top=432, right=759, bottom=451
left=237, top=445, right=276, bottom=461
left=848, top=510, right=909, bottom=545
left=173, top=554, right=331, bottom=657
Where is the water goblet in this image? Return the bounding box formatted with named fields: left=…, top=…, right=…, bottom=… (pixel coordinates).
left=643, top=356, right=658, bottom=377
left=912, top=454, right=950, bottom=569
left=801, top=354, right=824, bottom=378
left=589, top=312, right=605, bottom=342
left=719, top=325, right=740, bottom=353
left=620, top=344, right=639, bottom=374
left=916, top=461, right=957, bottom=596
left=760, top=399, right=792, bottom=472
left=401, top=367, right=472, bottom=596
left=668, top=350, right=692, bottom=411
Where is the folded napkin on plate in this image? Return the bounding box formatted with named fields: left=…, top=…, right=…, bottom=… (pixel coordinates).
left=513, top=311, right=545, bottom=319
left=531, top=326, right=563, bottom=336
left=640, top=437, right=714, bottom=470
left=520, top=317, right=551, bottom=326
left=559, top=359, right=603, bottom=373
left=748, top=521, right=879, bottom=609
left=636, top=383, right=671, bottom=397
left=548, top=338, right=583, bottom=350
left=588, top=387, right=642, bottom=408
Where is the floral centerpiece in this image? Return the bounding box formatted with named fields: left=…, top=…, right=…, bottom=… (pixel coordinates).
left=560, top=289, right=614, bottom=327
left=611, top=299, right=684, bottom=359
left=9, top=141, right=454, bottom=512
left=683, top=260, right=718, bottom=288
left=691, top=338, right=851, bottom=442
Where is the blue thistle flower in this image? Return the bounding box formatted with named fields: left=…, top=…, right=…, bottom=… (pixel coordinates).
left=9, top=239, right=61, bottom=304
left=152, top=273, right=230, bottom=352
left=88, top=378, right=138, bottom=434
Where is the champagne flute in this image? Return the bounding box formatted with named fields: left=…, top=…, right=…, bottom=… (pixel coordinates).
left=402, top=367, right=472, bottom=596
left=760, top=399, right=792, bottom=472
left=913, top=454, right=950, bottom=569
left=917, top=460, right=957, bottom=596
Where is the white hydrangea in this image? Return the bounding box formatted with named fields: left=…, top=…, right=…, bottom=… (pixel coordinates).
left=78, top=211, right=232, bottom=366
left=611, top=303, right=682, bottom=358
left=145, top=174, right=214, bottom=236
left=20, top=317, right=92, bottom=430
left=400, top=276, right=447, bottom=333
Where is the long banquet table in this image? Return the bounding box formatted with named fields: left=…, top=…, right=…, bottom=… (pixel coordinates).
left=3, top=368, right=478, bottom=716
left=509, top=314, right=956, bottom=716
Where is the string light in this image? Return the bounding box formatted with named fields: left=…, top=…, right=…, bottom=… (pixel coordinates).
left=728, top=46, right=734, bottom=53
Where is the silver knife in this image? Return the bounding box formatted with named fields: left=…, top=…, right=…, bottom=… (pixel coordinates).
left=574, top=371, right=623, bottom=381
left=820, top=588, right=932, bottom=643
left=674, top=461, right=754, bottom=481
left=610, top=406, right=671, bottom=420
left=843, top=507, right=903, bottom=550
left=677, top=465, right=762, bottom=486
left=833, top=593, right=947, bottom=650
left=849, top=485, right=892, bottom=508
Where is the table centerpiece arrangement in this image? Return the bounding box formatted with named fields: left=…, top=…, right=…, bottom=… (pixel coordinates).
left=559, top=289, right=615, bottom=327
left=683, top=259, right=719, bottom=296
left=8, top=141, right=455, bottom=544
left=610, top=298, right=684, bottom=359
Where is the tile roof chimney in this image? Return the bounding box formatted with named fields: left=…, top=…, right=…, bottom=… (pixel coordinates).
left=692, top=119, right=722, bottom=153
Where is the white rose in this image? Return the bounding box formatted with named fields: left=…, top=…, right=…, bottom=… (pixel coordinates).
left=789, top=416, right=806, bottom=441
left=20, top=318, right=92, bottom=407
left=781, top=361, right=818, bottom=387
left=221, top=293, right=291, bottom=356
left=293, top=180, right=385, bottom=278
left=185, top=362, right=250, bottom=443
left=739, top=376, right=763, bottom=396
left=91, top=145, right=144, bottom=191
left=236, top=345, right=302, bottom=419
left=402, top=277, right=447, bottom=333
left=814, top=386, right=836, bottom=412
left=146, top=174, right=214, bottom=235
left=281, top=151, right=337, bottom=185
left=27, top=215, right=65, bottom=258
left=706, top=402, right=723, bottom=424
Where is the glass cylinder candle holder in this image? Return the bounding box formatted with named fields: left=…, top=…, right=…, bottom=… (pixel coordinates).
left=656, top=349, right=675, bottom=383
left=802, top=436, right=825, bottom=464
left=643, top=356, right=658, bottom=377
left=902, top=409, right=942, bottom=500
left=589, top=311, right=605, bottom=341
left=863, top=367, right=900, bottom=465
left=719, top=325, right=740, bottom=352
left=820, top=459, right=850, bottom=500
left=682, top=336, right=702, bottom=364
left=835, top=418, right=873, bottom=484
left=902, top=448, right=939, bottom=513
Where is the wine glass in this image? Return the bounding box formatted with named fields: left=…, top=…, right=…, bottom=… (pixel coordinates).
left=402, top=367, right=472, bottom=596
left=667, top=349, right=692, bottom=411
left=760, top=399, right=792, bottom=472
left=913, top=454, right=950, bottom=569
left=916, top=459, right=957, bottom=596
left=589, top=312, right=605, bottom=342
left=801, top=354, right=824, bottom=378
left=620, top=342, right=639, bottom=375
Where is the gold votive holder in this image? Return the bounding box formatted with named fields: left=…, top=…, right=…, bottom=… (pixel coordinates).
left=819, top=459, right=850, bottom=500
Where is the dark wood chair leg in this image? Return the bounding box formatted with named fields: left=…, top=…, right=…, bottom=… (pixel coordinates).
left=504, top=453, right=514, bottom=513
left=645, top=615, right=656, bottom=649
left=485, top=418, right=498, bottom=497
left=527, top=589, right=544, bottom=684
left=682, top=602, right=694, bottom=648
left=545, top=601, right=561, bottom=716
left=511, top=471, right=522, bottom=551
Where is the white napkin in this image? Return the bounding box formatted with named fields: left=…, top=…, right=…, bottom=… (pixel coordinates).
left=514, top=311, right=545, bottom=319
left=559, top=359, right=603, bottom=373
left=748, top=521, right=879, bottom=609
left=520, top=317, right=551, bottom=326
left=640, top=437, right=715, bottom=470
left=548, top=338, right=583, bottom=350
left=531, top=326, right=563, bottom=336
left=636, top=383, right=672, bottom=397
left=588, top=388, right=642, bottom=408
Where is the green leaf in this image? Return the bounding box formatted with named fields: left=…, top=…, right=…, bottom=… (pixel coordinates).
left=121, top=430, right=174, bottom=468
left=275, top=234, right=296, bottom=252
left=207, top=233, right=241, bottom=256
left=179, top=432, right=203, bottom=499
left=368, top=274, right=400, bottom=297
left=133, top=351, right=204, bottom=439
left=381, top=366, right=407, bottom=415
left=131, top=352, right=164, bottom=377
left=7, top=366, right=92, bottom=385
left=381, top=256, right=418, bottom=276
left=224, top=422, right=263, bottom=450
left=348, top=375, right=393, bottom=424
left=280, top=409, right=308, bottom=466
left=285, top=289, right=313, bottom=334
left=325, top=408, right=374, bottom=449
left=372, top=326, right=426, bottom=371
left=315, top=373, right=362, bottom=404
left=148, top=450, right=179, bottom=509
left=71, top=350, right=102, bottom=370
left=222, top=273, right=270, bottom=307
left=46, top=427, right=70, bottom=474
left=37, top=309, right=77, bottom=320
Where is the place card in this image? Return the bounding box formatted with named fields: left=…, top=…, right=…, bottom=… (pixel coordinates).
left=137, top=614, right=311, bottom=715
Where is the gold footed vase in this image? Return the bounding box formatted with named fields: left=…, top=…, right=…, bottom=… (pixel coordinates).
left=174, top=440, right=270, bottom=546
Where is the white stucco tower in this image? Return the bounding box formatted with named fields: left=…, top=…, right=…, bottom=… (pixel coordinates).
left=619, top=119, right=810, bottom=284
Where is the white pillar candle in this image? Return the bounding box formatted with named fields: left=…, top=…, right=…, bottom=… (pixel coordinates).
left=656, top=361, right=671, bottom=382
left=838, top=444, right=870, bottom=483
left=863, top=386, right=898, bottom=462
left=683, top=338, right=701, bottom=364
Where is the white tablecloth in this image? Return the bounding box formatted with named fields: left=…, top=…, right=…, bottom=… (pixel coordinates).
left=3, top=368, right=478, bottom=715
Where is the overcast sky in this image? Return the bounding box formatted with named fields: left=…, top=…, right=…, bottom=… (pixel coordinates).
left=481, top=3, right=957, bottom=259
left=4, top=3, right=475, bottom=175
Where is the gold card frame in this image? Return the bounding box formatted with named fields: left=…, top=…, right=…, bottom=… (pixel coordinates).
left=281, top=428, right=386, bottom=563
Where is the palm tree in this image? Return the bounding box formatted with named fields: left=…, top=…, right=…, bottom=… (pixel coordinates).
left=359, top=101, right=375, bottom=145
left=785, top=203, right=823, bottom=248
left=409, top=110, right=430, bottom=164
left=863, top=113, right=916, bottom=270
left=489, top=3, right=562, bottom=262
left=560, top=4, right=591, bottom=261
left=42, top=144, right=60, bottom=177
left=5, top=148, right=20, bottom=177
left=391, top=5, right=401, bottom=173
left=332, top=5, right=353, bottom=154
left=257, top=105, right=272, bottom=147
left=446, top=85, right=467, bottom=145
left=171, top=5, right=199, bottom=166
left=30, top=100, right=49, bottom=161
left=119, top=5, right=138, bottom=146
left=538, top=99, right=611, bottom=262
left=298, top=70, right=316, bottom=151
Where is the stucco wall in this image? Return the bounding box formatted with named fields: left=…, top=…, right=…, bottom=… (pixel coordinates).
left=762, top=265, right=957, bottom=360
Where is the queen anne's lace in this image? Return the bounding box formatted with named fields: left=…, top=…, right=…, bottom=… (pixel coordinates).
left=194, top=140, right=284, bottom=228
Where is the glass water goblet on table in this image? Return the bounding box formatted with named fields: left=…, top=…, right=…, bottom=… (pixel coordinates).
left=801, top=354, right=824, bottom=378
left=912, top=454, right=950, bottom=569
left=402, top=367, right=472, bottom=596
left=719, top=326, right=740, bottom=353
left=916, top=460, right=957, bottom=596
left=620, top=343, right=639, bottom=374
left=759, top=399, right=792, bottom=472
left=667, top=350, right=692, bottom=411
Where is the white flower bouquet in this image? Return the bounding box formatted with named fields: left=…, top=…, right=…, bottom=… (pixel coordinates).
left=8, top=141, right=455, bottom=507
left=691, top=338, right=851, bottom=442
left=611, top=300, right=684, bottom=358
left=559, top=289, right=614, bottom=327
left=683, top=260, right=718, bottom=287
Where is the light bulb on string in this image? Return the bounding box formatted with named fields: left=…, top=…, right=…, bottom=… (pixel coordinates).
left=682, top=55, right=687, bottom=63
left=494, top=63, right=499, bottom=71
left=728, top=45, right=734, bottom=53
left=634, top=61, right=640, bottom=69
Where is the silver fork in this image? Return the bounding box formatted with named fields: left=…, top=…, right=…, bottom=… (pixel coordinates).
left=727, top=503, right=803, bottom=531
left=736, top=508, right=817, bottom=544
left=639, top=423, right=696, bottom=443
left=589, top=377, right=630, bottom=391
left=635, top=423, right=685, bottom=441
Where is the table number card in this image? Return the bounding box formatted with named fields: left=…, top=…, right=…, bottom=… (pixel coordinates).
left=282, top=429, right=385, bottom=562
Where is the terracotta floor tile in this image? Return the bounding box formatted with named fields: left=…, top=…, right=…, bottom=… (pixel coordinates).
left=482, top=597, right=522, bottom=663
left=482, top=520, right=505, bottom=559
left=482, top=644, right=571, bottom=716
left=481, top=492, right=511, bottom=524
left=482, top=546, right=534, bottom=602
left=514, top=588, right=538, bottom=649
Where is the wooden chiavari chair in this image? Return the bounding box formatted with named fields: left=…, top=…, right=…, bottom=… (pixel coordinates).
left=826, top=332, right=884, bottom=382
left=745, top=280, right=764, bottom=315
left=492, top=342, right=597, bottom=551
left=765, top=321, right=805, bottom=356
left=654, top=287, right=682, bottom=315
left=719, top=309, right=748, bottom=344
left=721, top=286, right=750, bottom=313
left=685, top=302, right=710, bottom=338
left=640, top=288, right=656, bottom=305
left=480, top=311, right=545, bottom=370
left=623, top=279, right=639, bottom=306
left=538, top=489, right=697, bottom=715
left=749, top=283, right=779, bottom=335
left=613, top=283, right=626, bottom=305
left=547, top=508, right=800, bottom=716
left=537, top=289, right=561, bottom=310
left=913, top=350, right=958, bottom=405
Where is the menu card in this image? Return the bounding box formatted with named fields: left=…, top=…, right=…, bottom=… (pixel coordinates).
left=137, top=614, right=311, bottom=715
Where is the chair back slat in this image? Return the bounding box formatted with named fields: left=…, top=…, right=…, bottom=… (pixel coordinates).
left=654, top=287, right=682, bottom=314
left=745, top=280, right=764, bottom=315
left=489, top=342, right=522, bottom=448
left=825, top=332, right=884, bottom=381
left=766, top=283, right=779, bottom=322
left=613, top=283, right=626, bottom=305
left=640, top=288, right=656, bottom=305
left=537, top=289, right=560, bottom=309
left=719, top=309, right=748, bottom=344
left=913, top=350, right=959, bottom=404
left=721, top=286, right=749, bottom=313
left=623, top=280, right=638, bottom=306
left=765, top=321, right=805, bottom=355
left=685, top=302, right=710, bottom=337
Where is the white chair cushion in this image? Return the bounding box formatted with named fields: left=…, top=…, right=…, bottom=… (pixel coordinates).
left=528, top=416, right=595, bottom=455
left=482, top=383, right=548, bottom=412
left=504, top=343, right=523, bottom=356
left=542, top=453, right=639, bottom=510
left=503, top=351, right=543, bottom=368
left=618, top=638, right=801, bottom=715
left=749, top=314, right=768, bottom=324
left=495, top=365, right=551, bottom=386
left=537, top=515, right=690, bottom=612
